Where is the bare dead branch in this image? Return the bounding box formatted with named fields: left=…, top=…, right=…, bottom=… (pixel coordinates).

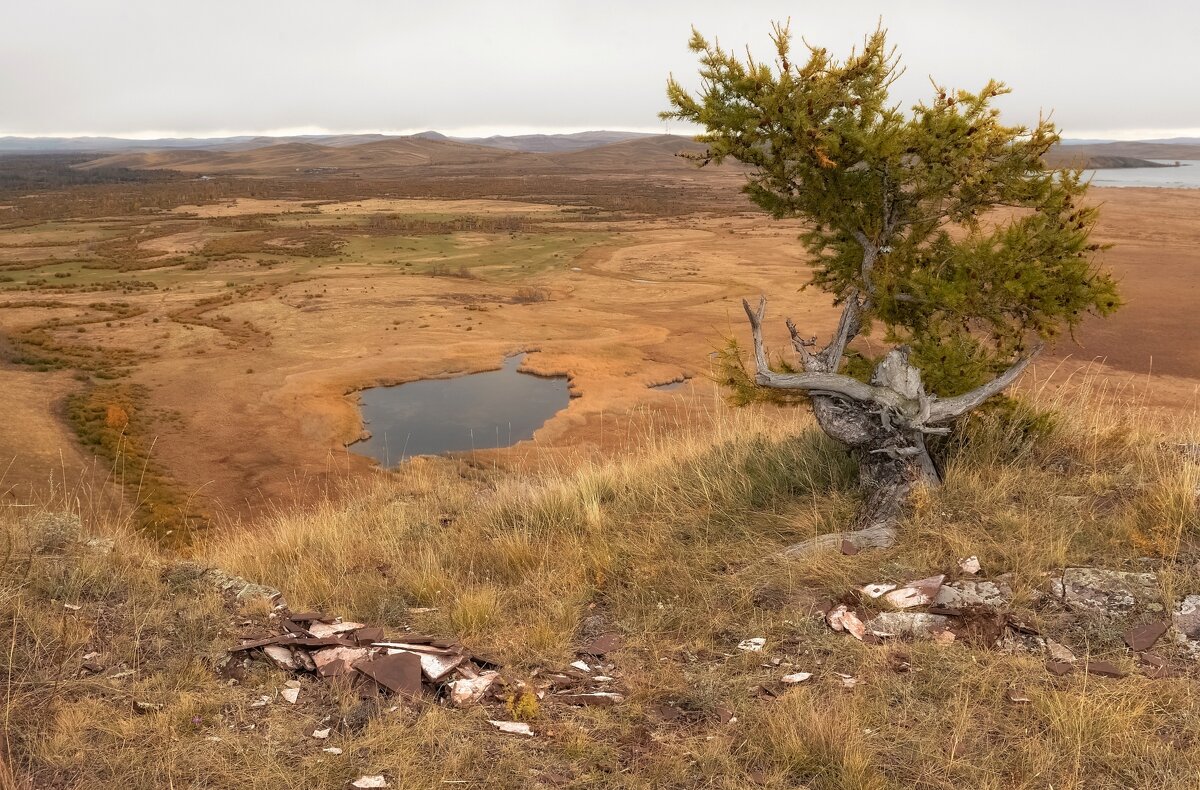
left=742, top=297, right=908, bottom=410
left=927, top=343, right=1043, bottom=423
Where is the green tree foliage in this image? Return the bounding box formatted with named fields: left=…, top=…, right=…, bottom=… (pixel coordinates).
left=665, top=24, right=1119, bottom=395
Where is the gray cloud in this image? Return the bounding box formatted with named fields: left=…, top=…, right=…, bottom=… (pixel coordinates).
left=3, top=0, right=1197, bottom=139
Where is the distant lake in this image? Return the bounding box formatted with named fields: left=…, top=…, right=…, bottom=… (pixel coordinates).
left=1083, top=160, right=1200, bottom=188
left=350, top=353, right=569, bottom=465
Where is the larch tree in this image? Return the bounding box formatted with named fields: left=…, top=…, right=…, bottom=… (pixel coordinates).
left=663, top=23, right=1119, bottom=552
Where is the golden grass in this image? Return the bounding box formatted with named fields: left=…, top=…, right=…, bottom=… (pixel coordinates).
left=2, top=382, right=1199, bottom=788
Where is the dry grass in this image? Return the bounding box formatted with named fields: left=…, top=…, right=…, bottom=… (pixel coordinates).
left=2, top=384, right=1199, bottom=788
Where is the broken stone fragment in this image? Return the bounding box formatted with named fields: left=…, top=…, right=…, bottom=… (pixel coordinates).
left=781, top=672, right=812, bottom=684
left=883, top=575, right=945, bottom=609
left=958, top=556, right=981, bottom=575
left=737, top=637, right=766, bottom=653
left=1045, top=660, right=1074, bottom=676
left=826, top=606, right=867, bottom=641
left=352, top=652, right=423, bottom=697
left=307, top=621, right=366, bottom=639
left=1123, top=621, right=1169, bottom=652
left=934, top=580, right=1012, bottom=609
left=860, top=583, right=897, bottom=599
left=350, top=776, right=389, bottom=788
left=312, top=646, right=372, bottom=677
left=1083, top=660, right=1127, bottom=678
left=579, top=632, right=623, bottom=657
left=865, top=612, right=951, bottom=639
left=1172, top=594, right=1200, bottom=656
left=1045, top=639, right=1076, bottom=664
left=1049, top=568, right=1160, bottom=614
left=132, top=701, right=163, bottom=714
left=166, top=562, right=284, bottom=605
left=280, top=687, right=300, bottom=704
left=262, top=644, right=300, bottom=671
left=447, top=671, right=500, bottom=707
left=488, top=720, right=534, bottom=736
left=556, top=691, right=625, bottom=706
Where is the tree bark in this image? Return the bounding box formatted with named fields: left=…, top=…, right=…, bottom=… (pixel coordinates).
left=742, top=296, right=1038, bottom=555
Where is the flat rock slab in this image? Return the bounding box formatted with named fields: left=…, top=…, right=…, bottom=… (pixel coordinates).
left=866, top=612, right=950, bottom=639
left=1049, top=568, right=1160, bottom=614
left=353, top=652, right=423, bottom=697
left=1123, top=622, right=1169, bottom=652
left=934, top=580, right=1012, bottom=609
left=1173, top=594, right=1200, bottom=656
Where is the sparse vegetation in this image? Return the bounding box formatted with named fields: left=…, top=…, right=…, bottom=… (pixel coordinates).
left=2, top=388, right=1198, bottom=788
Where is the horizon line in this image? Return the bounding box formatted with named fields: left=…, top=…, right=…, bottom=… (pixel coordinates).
left=3, top=124, right=1200, bottom=143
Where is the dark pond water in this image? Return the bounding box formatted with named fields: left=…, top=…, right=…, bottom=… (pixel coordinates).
left=351, top=353, right=569, bottom=465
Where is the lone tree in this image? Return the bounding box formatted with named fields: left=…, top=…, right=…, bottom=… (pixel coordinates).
left=664, top=24, right=1119, bottom=551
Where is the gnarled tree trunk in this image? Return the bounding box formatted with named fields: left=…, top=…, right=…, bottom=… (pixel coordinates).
left=743, top=296, right=1039, bottom=555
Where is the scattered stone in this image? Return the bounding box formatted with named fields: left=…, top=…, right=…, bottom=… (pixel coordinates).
left=865, top=612, right=950, bottom=640
left=1046, top=660, right=1074, bottom=676
left=959, top=556, right=981, bottom=575
left=1049, top=568, right=1159, bottom=614
left=1172, top=594, right=1200, bottom=656
left=353, top=653, right=423, bottom=697
left=280, top=687, right=300, bottom=704
left=1083, top=660, right=1127, bottom=678
left=263, top=644, right=300, bottom=671
left=488, top=720, right=534, bottom=736
left=883, top=575, right=945, bottom=609
left=308, top=621, right=366, bottom=639
left=448, top=672, right=499, bottom=707
left=322, top=747, right=343, bottom=755
left=250, top=695, right=270, bottom=708
left=840, top=539, right=860, bottom=556
left=579, top=632, right=623, bottom=657
left=569, top=660, right=591, bottom=672
left=166, top=561, right=284, bottom=605
left=737, top=637, right=766, bottom=653
left=833, top=673, right=858, bottom=689
left=83, top=537, right=115, bottom=554
left=132, top=701, right=163, bottom=714
left=1045, top=639, right=1076, bottom=663
left=350, top=776, right=389, bottom=788
left=62, top=603, right=81, bottom=612
left=557, top=691, right=625, bottom=706
left=1006, top=687, right=1031, bottom=704
left=826, top=606, right=867, bottom=641
left=781, top=672, right=812, bottom=684
left=934, top=580, right=1011, bottom=609
left=860, top=583, right=897, bottom=599
left=1123, top=621, right=1169, bottom=652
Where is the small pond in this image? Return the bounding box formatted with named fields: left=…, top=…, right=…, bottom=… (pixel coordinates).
left=350, top=353, right=569, bottom=465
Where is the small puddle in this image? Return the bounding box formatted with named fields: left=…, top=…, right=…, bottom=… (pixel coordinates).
left=350, top=353, right=569, bottom=465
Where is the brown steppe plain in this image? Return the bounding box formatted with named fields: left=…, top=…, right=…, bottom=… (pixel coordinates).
left=1, top=137, right=1198, bottom=533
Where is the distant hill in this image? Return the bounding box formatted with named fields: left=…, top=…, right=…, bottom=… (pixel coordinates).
left=546, top=134, right=709, bottom=170
left=1046, top=141, right=1200, bottom=167
left=77, top=136, right=525, bottom=174
left=1, top=130, right=661, bottom=156
left=413, top=130, right=656, bottom=153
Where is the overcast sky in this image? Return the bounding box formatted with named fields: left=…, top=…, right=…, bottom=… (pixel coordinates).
left=4, top=0, right=1197, bottom=140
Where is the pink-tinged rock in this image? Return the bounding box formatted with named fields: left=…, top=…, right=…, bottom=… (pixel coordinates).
left=883, top=575, right=945, bottom=609
left=447, top=671, right=499, bottom=707
left=826, top=605, right=866, bottom=641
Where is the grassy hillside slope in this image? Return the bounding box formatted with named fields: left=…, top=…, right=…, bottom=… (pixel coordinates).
left=2, top=387, right=1199, bottom=789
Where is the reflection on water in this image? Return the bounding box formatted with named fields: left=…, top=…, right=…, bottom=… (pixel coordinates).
left=350, top=353, right=569, bottom=465
left=1082, top=160, right=1200, bottom=188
